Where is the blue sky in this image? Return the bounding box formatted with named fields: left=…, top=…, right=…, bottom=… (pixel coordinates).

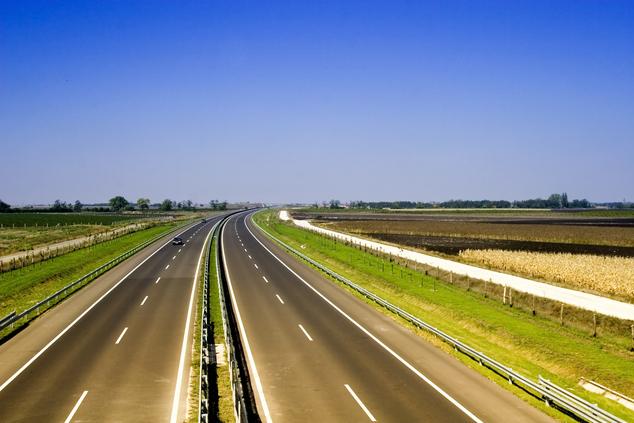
left=1, top=0, right=633, bottom=204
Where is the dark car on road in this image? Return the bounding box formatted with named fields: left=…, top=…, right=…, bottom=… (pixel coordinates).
left=172, top=237, right=183, bottom=245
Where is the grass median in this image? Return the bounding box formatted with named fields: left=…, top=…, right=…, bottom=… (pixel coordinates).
left=253, top=210, right=634, bottom=422
left=0, top=223, right=177, bottom=329
left=209, top=229, right=235, bottom=422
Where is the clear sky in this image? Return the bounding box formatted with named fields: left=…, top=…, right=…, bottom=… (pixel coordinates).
left=1, top=0, right=633, bottom=205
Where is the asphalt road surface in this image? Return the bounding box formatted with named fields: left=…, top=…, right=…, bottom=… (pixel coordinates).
left=0, top=216, right=221, bottom=422
left=221, top=212, right=553, bottom=423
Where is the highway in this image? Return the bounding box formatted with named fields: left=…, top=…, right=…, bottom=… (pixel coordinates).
left=0, top=216, right=221, bottom=422
left=221, top=212, right=553, bottom=422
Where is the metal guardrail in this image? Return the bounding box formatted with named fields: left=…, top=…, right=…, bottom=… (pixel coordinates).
left=539, top=377, right=626, bottom=423
left=199, top=220, right=221, bottom=422
left=0, top=220, right=196, bottom=335
left=0, top=311, right=16, bottom=328
left=255, top=219, right=626, bottom=423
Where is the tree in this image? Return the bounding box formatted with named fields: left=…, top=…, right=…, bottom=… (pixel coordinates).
left=0, top=199, right=10, bottom=212
left=329, top=199, right=341, bottom=209
left=109, top=196, right=129, bottom=212
left=136, top=198, right=150, bottom=210
left=561, top=192, right=569, bottom=208
left=73, top=200, right=83, bottom=212
left=52, top=200, right=71, bottom=211
left=160, top=199, right=173, bottom=211
left=209, top=200, right=219, bottom=210
left=219, top=201, right=227, bottom=210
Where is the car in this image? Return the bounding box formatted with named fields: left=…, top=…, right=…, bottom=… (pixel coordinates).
left=201, top=218, right=206, bottom=223
left=172, top=237, right=183, bottom=245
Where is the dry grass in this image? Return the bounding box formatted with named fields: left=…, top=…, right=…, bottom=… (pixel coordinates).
left=460, top=249, right=634, bottom=302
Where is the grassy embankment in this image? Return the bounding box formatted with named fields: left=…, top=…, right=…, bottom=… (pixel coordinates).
left=254, top=210, right=634, bottom=422
left=0, top=223, right=177, bottom=331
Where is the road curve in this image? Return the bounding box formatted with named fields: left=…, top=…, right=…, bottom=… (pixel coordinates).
left=0, top=216, right=222, bottom=422
left=221, top=211, right=552, bottom=423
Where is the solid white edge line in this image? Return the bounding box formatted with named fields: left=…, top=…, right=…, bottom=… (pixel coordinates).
left=0, top=222, right=198, bottom=393
left=222, top=217, right=273, bottom=423
left=245, top=214, right=483, bottom=423
left=275, top=294, right=284, bottom=304
left=141, top=296, right=148, bottom=306
left=298, top=324, right=313, bottom=341
left=64, top=390, right=89, bottom=423
left=345, top=384, right=377, bottom=422
left=115, top=327, right=128, bottom=344
left=169, top=223, right=215, bottom=423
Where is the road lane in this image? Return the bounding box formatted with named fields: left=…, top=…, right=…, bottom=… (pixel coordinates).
left=0, top=216, right=222, bottom=422
left=221, top=212, right=553, bottom=422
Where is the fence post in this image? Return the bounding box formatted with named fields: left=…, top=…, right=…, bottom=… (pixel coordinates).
left=560, top=303, right=564, bottom=326
left=592, top=312, right=597, bottom=337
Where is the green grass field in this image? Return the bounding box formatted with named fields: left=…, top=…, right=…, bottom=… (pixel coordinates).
left=0, top=223, right=176, bottom=322
left=253, top=210, right=634, bottom=422
left=0, top=212, right=142, bottom=227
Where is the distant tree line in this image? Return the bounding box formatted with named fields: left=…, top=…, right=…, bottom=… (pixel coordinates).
left=342, top=193, right=612, bottom=210
left=0, top=196, right=230, bottom=213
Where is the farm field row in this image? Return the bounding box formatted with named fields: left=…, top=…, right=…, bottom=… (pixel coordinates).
left=0, top=212, right=143, bottom=227
left=318, top=219, right=634, bottom=249
left=460, top=249, right=634, bottom=302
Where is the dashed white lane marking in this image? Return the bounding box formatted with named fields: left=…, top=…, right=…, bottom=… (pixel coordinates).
left=275, top=294, right=284, bottom=304
left=298, top=324, right=313, bottom=341
left=115, top=327, right=128, bottom=345
left=248, top=255, right=252, bottom=259
left=165, top=264, right=170, bottom=270
left=172, top=256, right=176, bottom=260
left=262, top=276, right=269, bottom=283
left=178, top=248, right=182, bottom=253
left=64, top=390, right=88, bottom=423
left=141, top=296, right=148, bottom=306
left=345, top=384, right=377, bottom=422
left=155, top=277, right=161, bottom=284
left=254, top=264, right=259, bottom=269
left=244, top=248, right=247, bottom=252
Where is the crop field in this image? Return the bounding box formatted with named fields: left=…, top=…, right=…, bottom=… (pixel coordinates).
left=297, top=211, right=634, bottom=302
left=0, top=212, right=143, bottom=227
left=309, top=215, right=634, bottom=254
left=460, top=249, right=634, bottom=302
